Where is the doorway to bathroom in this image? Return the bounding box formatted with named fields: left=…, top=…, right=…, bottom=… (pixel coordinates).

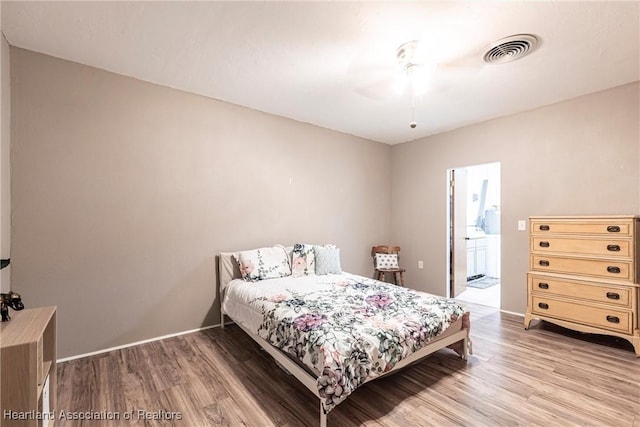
left=447, top=162, right=501, bottom=308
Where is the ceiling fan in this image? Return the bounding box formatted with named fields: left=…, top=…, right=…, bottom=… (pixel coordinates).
left=349, top=39, right=481, bottom=128
left=350, top=39, right=478, bottom=100
left=393, top=40, right=436, bottom=96
left=395, top=40, right=437, bottom=129
left=350, top=35, right=539, bottom=128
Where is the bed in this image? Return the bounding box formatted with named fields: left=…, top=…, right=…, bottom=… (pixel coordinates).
left=218, top=246, right=471, bottom=426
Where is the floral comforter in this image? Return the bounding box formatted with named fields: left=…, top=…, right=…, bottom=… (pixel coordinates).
left=248, top=274, right=468, bottom=413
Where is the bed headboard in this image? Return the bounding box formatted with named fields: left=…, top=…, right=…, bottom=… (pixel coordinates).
left=218, top=252, right=241, bottom=305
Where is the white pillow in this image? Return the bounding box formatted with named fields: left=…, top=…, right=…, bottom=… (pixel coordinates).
left=375, top=253, right=399, bottom=269
left=235, top=245, right=291, bottom=282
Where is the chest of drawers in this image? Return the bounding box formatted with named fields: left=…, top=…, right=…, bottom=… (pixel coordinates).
left=524, top=215, right=640, bottom=356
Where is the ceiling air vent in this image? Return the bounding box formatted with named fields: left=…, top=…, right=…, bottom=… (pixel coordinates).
left=482, top=34, right=539, bottom=64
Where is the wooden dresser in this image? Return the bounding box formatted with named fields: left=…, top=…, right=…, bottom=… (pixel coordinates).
left=525, top=215, right=640, bottom=356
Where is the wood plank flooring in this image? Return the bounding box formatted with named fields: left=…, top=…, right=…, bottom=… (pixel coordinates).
left=57, top=303, right=640, bottom=426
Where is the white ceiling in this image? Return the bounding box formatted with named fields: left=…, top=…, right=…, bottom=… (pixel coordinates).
left=1, top=1, right=639, bottom=144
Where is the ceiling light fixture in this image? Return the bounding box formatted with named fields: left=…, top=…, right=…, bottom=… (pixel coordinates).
left=395, top=40, right=434, bottom=129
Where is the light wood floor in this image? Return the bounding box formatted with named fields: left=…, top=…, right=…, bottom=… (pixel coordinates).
left=57, top=303, right=640, bottom=426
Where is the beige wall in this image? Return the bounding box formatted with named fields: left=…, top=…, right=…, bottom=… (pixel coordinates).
left=391, top=82, right=640, bottom=314
left=0, top=33, right=10, bottom=293
left=11, top=48, right=391, bottom=358
left=11, top=44, right=640, bottom=357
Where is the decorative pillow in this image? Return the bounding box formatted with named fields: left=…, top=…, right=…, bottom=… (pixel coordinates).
left=291, top=243, right=316, bottom=277
left=235, top=245, right=291, bottom=282
left=314, top=245, right=342, bottom=275
left=375, top=253, right=399, bottom=269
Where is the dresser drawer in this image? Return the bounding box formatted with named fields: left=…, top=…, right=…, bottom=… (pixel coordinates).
left=530, top=219, right=633, bottom=237
left=528, top=274, right=631, bottom=307
left=532, top=296, right=632, bottom=334
left=531, top=254, right=632, bottom=281
left=531, top=236, right=632, bottom=258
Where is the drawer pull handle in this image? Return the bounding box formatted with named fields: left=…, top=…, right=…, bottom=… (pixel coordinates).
left=539, top=225, right=550, bottom=231
left=606, top=244, right=621, bottom=252
left=538, top=302, right=549, bottom=309
left=539, top=260, right=550, bottom=267
left=538, top=283, right=549, bottom=289
left=607, top=266, right=621, bottom=274
left=606, top=315, right=620, bottom=324
left=607, top=225, right=621, bottom=233
left=606, top=292, right=620, bottom=300
left=539, top=241, right=550, bottom=248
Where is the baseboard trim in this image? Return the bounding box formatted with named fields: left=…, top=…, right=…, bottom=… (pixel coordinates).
left=58, top=309, right=524, bottom=363
left=500, top=309, right=524, bottom=317
left=57, top=322, right=229, bottom=363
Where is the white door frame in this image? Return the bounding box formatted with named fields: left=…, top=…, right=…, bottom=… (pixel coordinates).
left=446, top=162, right=501, bottom=305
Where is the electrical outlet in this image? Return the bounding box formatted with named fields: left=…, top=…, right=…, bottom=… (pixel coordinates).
left=418, top=260, right=424, bottom=269
left=518, top=220, right=526, bottom=231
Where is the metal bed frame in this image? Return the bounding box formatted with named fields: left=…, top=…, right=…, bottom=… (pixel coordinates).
left=218, top=252, right=470, bottom=426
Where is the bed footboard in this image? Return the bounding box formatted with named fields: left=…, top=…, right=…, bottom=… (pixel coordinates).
left=217, top=252, right=471, bottom=426
left=225, top=314, right=469, bottom=426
